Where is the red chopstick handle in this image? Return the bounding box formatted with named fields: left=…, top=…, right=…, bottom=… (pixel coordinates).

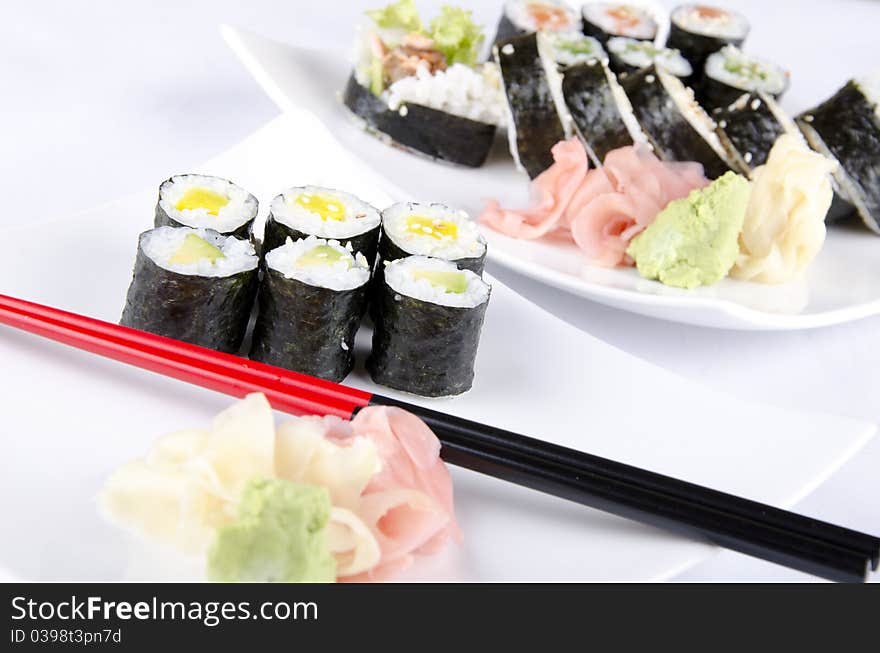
left=0, top=294, right=372, bottom=419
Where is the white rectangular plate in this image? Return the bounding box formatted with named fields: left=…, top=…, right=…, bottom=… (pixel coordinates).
left=0, top=114, right=874, bottom=582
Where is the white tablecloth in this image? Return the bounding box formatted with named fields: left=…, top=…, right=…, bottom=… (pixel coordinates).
left=2, top=0, right=878, bottom=581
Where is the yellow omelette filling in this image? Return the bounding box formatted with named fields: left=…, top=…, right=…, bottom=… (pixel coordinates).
left=295, top=193, right=346, bottom=222
left=406, top=215, right=459, bottom=240
left=175, top=188, right=230, bottom=216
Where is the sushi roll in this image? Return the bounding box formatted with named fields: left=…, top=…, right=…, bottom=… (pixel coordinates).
left=606, top=37, right=693, bottom=79
left=155, top=174, right=258, bottom=240
left=561, top=57, right=646, bottom=163
left=263, top=187, right=382, bottom=265
left=249, top=237, right=371, bottom=383
left=542, top=31, right=606, bottom=70
left=492, top=0, right=580, bottom=46
left=699, top=45, right=788, bottom=111
left=666, top=4, right=749, bottom=81
left=120, top=226, right=259, bottom=354
left=581, top=3, right=659, bottom=44
left=495, top=32, right=569, bottom=178
left=344, top=5, right=502, bottom=168
left=797, top=79, right=880, bottom=234
left=620, top=65, right=744, bottom=179
left=368, top=256, right=491, bottom=397
left=379, top=202, right=487, bottom=274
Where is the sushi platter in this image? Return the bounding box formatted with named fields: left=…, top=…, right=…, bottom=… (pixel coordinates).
left=222, top=0, right=880, bottom=329
left=0, top=112, right=876, bottom=582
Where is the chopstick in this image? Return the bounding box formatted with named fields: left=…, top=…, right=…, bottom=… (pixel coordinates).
left=1, top=293, right=877, bottom=582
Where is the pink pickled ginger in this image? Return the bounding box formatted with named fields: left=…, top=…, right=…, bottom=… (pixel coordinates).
left=480, top=138, right=709, bottom=267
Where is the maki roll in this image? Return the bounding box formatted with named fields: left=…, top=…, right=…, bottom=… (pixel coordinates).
left=699, top=45, right=788, bottom=111
left=368, top=256, right=491, bottom=397
left=120, top=227, right=259, bottom=354
left=666, top=4, right=749, bottom=81
left=249, top=237, right=371, bottom=383
left=797, top=79, right=880, bottom=234
left=542, top=31, right=606, bottom=69
left=712, top=92, right=800, bottom=173
left=379, top=202, right=487, bottom=274
left=606, top=37, right=693, bottom=79
left=155, top=174, right=258, bottom=240
left=621, top=65, right=744, bottom=179
left=581, top=3, right=659, bottom=44
left=495, top=32, right=569, bottom=178
left=492, top=0, right=580, bottom=45
left=344, top=2, right=502, bottom=168
left=263, top=187, right=382, bottom=265
left=561, top=57, right=645, bottom=163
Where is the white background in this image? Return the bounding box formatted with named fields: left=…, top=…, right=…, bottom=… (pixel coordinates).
left=2, top=0, right=878, bottom=581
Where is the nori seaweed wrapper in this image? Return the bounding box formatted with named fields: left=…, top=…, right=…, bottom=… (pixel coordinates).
left=494, top=33, right=567, bottom=179
left=562, top=59, right=634, bottom=162
left=698, top=75, right=787, bottom=114
left=120, top=234, right=258, bottom=354
left=249, top=266, right=368, bottom=383
left=491, top=12, right=525, bottom=47
left=665, top=21, right=746, bottom=85
left=342, top=74, right=496, bottom=168
left=797, top=80, right=880, bottom=233
left=154, top=183, right=257, bottom=241
left=262, top=213, right=381, bottom=266
left=621, top=65, right=736, bottom=179
left=367, top=276, right=489, bottom=397
left=377, top=224, right=486, bottom=275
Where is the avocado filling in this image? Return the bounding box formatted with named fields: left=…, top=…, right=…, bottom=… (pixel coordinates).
left=175, top=188, right=230, bottom=216
left=169, top=233, right=226, bottom=265
left=295, top=245, right=351, bottom=269
left=411, top=268, right=467, bottom=293
left=295, top=193, right=347, bottom=222
left=406, top=215, right=459, bottom=240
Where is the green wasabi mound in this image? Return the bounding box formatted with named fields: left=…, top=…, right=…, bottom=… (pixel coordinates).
left=626, top=172, right=752, bottom=289
left=207, top=478, right=336, bottom=583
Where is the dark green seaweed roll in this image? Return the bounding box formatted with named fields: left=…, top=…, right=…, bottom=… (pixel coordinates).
left=263, top=186, right=381, bottom=265
left=581, top=3, right=659, bottom=44
left=797, top=79, right=880, bottom=234
left=249, top=237, right=371, bottom=382
left=666, top=4, right=749, bottom=83
left=495, top=32, right=569, bottom=178
left=560, top=56, right=645, bottom=163
left=155, top=174, right=258, bottom=240
left=699, top=45, right=788, bottom=111
left=368, top=256, right=491, bottom=397
left=606, top=37, right=692, bottom=79
left=379, top=202, right=487, bottom=274
left=341, top=73, right=498, bottom=168
left=621, top=65, right=744, bottom=178
left=120, top=226, right=259, bottom=353
left=491, top=0, right=580, bottom=46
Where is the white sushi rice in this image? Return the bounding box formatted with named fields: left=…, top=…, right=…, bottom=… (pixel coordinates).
left=543, top=32, right=606, bottom=68
left=657, top=67, right=735, bottom=167
left=607, top=36, right=692, bottom=77
left=270, top=186, right=380, bottom=240
left=505, top=0, right=579, bottom=33
left=265, top=236, right=370, bottom=291
left=141, top=226, right=258, bottom=277
left=158, top=174, right=257, bottom=233
left=671, top=4, right=749, bottom=39
left=385, top=63, right=507, bottom=126
left=382, top=202, right=486, bottom=261
left=705, top=46, right=787, bottom=95
left=384, top=256, right=490, bottom=309
left=582, top=3, right=658, bottom=40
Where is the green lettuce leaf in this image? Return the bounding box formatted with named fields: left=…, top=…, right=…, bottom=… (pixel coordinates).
left=429, top=6, right=484, bottom=67
left=366, top=0, right=423, bottom=32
